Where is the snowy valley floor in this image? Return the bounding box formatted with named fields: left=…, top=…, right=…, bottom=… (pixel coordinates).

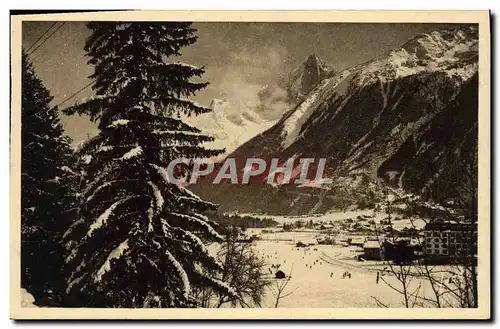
left=252, top=239, right=430, bottom=308
left=20, top=210, right=459, bottom=309
left=223, top=208, right=457, bottom=308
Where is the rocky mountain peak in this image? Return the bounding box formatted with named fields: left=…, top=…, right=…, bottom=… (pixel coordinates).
left=285, top=53, right=334, bottom=103
left=352, top=26, right=478, bottom=87
left=401, top=26, right=478, bottom=61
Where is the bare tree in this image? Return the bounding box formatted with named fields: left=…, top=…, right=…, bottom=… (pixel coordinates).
left=373, top=142, right=478, bottom=308
left=191, top=227, right=271, bottom=308
left=269, top=267, right=297, bottom=308
left=371, top=217, right=422, bottom=308
left=413, top=142, right=477, bottom=308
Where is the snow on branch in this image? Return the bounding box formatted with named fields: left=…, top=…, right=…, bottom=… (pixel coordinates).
left=98, top=145, right=114, bottom=153
left=146, top=198, right=155, bottom=233
left=168, top=212, right=224, bottom=241
left=171, top=226, right=223, bottom=270
left=164, top=248, right=190, bottom=299
left=160, top=218, right=169, bottom=236
left=152, top=129, right=205, bottom=137
left=196, top=271, right=237, bottom=298
left=169, top=62, right=201, bottom=71
left=87, top=197, right=133, bottom=237
left=178, top=98, right=209, bottom=111
left=86, top=178, right=140, bottom=202
left=94, top=239, right=130, bottom=282
left=108, top=119, right=130, bottom=128
left=149, top=163, right=168, bottom=183
left=65, top=248, right=78, bottom=264
left=148, top=180, right=164, bottom=213
left=60, top=165, right=75, bottom=174
left=63, top=218, right=84, bottom=240
left=121, top=145, right=143, bottom=160
left=66, top=274, right=85, bottom=293
left=86, top=181, right=114, bottom=202
left=178, top=186, right=201, bottom=200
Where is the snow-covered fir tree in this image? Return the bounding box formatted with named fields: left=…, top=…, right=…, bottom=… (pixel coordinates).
left=21, top=51, right=75, bottom=306
left=62, top=22, right=235, bottom=308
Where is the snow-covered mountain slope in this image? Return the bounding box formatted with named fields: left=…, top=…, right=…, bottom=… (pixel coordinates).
left=185, top=98, right=276, bottom=154
left=192, top=26, right=479, bottom=215
left=353, top=27, right=478, bottom=86
left=251, top=26, right=478, bottom=155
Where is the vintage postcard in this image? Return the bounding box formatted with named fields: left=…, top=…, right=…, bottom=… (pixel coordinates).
left=10, top=10, right=490, bottom=319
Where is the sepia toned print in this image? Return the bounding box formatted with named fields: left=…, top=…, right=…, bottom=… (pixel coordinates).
left=10, top=11, right=490, bottom=319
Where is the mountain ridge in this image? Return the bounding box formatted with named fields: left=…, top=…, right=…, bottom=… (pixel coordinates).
left=191, top=26, right=479, bottom=215
left=186, top=52, right=335, bottom=155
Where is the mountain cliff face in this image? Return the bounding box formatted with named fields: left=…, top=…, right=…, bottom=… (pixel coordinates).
left=192, top=26, right=479, bottom=215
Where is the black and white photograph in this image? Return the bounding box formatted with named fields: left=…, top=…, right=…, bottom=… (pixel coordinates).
left=9, top=10, right=491, bottom=319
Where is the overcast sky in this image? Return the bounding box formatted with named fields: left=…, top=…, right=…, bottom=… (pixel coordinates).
left=22, top=21, right=460, bottom=144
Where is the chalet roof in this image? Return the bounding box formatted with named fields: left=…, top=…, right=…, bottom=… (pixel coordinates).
left=275, top=270, right=286, bottom=279
left=363, top=241, right=381, bottom=249
left=424, top=220, right=476, bottom=232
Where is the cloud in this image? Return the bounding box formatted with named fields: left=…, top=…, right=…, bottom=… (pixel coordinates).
left=209, top=45, right=292, bottom=120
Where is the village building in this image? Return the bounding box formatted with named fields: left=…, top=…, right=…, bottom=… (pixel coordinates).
left=317, top=236, right=335, bottom=245
left=380, top=217, right=392, bottom=225
left=295, top=241, right=308, bottom=248
left=383, top=239, right=417, bottom=264
left=423, top=220, right=477, bottom=264
left=361, top=223, right=372, bottom=230
left=319, top=224, right=333, bottom=230
left=275, top=270, right=286, bottom=279
left=349, top=236, right=366, bottom=246
left=363, top=240, right=382, bottom=260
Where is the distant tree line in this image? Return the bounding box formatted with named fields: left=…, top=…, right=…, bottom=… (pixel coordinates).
left=213, top=213, right=280, bottom=229
left=282, top=219, right=314, bottom=231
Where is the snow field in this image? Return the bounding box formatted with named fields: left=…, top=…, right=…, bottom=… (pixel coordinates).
left=250, top=233, right=450, bottom=308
